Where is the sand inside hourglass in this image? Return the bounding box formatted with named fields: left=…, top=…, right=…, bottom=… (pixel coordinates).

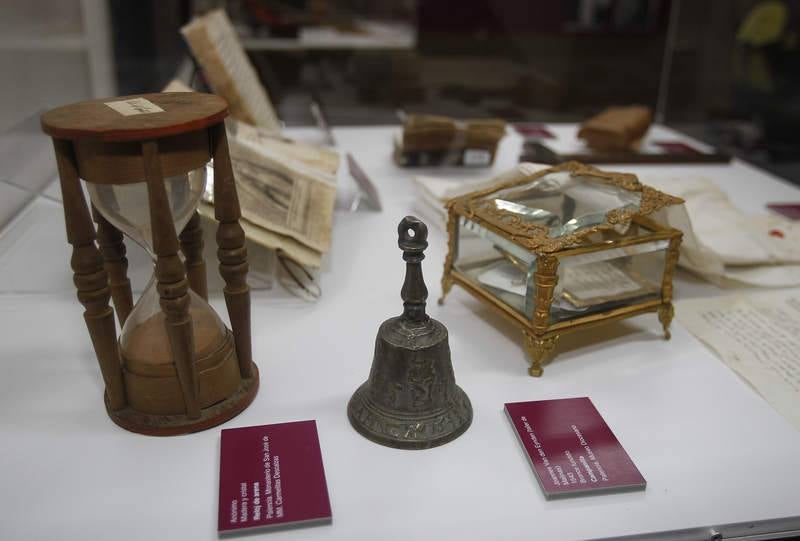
left=120, top=279, right=227, bottom=367
left=87, top=169, right=229, bottom=370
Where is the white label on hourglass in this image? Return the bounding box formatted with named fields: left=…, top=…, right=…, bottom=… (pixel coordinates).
left=105, top=98, right=165, bottom=116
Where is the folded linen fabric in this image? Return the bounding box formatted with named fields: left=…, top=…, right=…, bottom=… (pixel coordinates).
left=644, top=175, right=800, bottom=287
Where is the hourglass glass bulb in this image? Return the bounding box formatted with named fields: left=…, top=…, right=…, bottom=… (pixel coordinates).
left=86, top=167, right=207, bottom=257
left=85, top=165, right=230, bottom=414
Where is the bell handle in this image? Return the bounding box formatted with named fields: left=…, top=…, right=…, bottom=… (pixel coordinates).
left=398, top=216, right=429, bottom=322
left=398, top=216, right=428, bottom=256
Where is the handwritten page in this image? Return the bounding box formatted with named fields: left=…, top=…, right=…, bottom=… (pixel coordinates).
left=562, top=261, right=651, bottom=305
left=477, top=260, right=652, bottom=306
left=677, top=291, right=800, bottom=431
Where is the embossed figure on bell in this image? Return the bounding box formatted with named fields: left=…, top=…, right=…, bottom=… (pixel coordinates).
left=348, top=216, right=473, bottom=449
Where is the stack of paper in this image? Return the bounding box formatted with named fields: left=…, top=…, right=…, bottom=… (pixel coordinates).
left=213, top=120, right=339, bottom=269
left=162, top=80, right=339, bottom=270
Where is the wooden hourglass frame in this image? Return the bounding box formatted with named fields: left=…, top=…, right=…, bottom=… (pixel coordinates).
left=41, top=93, right=259, bottom=435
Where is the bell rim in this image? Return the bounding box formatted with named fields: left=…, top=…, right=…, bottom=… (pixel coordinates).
left=347, top=383, right=473, bottom=450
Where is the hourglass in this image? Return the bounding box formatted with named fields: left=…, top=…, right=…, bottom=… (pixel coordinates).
left=42, top=93, right=259, bottom=435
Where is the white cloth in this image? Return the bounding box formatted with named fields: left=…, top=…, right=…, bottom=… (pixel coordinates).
left=645, top=176, right=800, bottom=287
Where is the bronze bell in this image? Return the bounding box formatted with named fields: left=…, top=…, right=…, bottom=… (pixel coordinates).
left=348, top=216, right=473, bottom=449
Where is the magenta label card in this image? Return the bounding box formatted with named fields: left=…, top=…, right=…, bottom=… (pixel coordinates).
left=653, top=141, right=703, bottom=155
left=218, top=420, right=332, bottom=534
left=767, top=203, right=800, bottom=221
left=513, top=123, right=556, bottom=139
left=505, top=398, right=645, bottom=498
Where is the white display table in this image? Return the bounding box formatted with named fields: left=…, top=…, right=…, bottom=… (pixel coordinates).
left=1, top=125, right=799, bottom=540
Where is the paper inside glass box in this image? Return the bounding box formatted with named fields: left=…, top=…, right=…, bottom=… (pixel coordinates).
left=561, top=262, right=658, bottom=307
left=476, top=258, right=658, bottom=310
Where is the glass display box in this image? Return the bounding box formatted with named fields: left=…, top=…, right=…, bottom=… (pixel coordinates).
left=439, top=162, right=683, bottom=376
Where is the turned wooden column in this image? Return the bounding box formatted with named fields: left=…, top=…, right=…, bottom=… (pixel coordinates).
left=179, top=211, right=208, bottom=300
left=210, top=122, right=253, bottom=379
left=92, top=205, right=134, bottom=325
left=143, top=140, right=200, bottom=419
left=54, top=138, right=126, bottom=410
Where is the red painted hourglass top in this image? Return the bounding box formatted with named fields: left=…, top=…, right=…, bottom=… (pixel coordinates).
left=41, top=92, right=228, bottom=142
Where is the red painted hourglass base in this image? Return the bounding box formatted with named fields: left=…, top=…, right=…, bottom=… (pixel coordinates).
left=104, top=363, right=259, bottom=436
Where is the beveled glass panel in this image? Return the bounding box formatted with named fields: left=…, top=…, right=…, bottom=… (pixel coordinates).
left=453, top=215, right=669, bottom=323
left=483, top=171, right=642, bottom=238
left=86, top=168, right=206, bottom=256
left=454, top=217, right=535, bottom=318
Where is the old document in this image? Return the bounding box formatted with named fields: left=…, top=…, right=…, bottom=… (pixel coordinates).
left=677, top=291, right=800, bottom=431
left=561, top=261, right=656, bottom=307
left=228, top=136, right=337, bottom=255
left=181, top=9, right=281, bottom=131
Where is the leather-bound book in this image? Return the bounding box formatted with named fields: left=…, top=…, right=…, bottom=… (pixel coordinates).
left=402, top=114, right=506, bottom=153
left=578, top=105, right=653, bottom=151
left=397, top=114, right=506, bottom=166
